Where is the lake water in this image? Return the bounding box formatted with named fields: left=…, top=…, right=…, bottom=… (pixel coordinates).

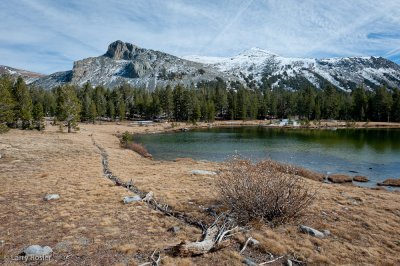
left=135, top=126, right=400, bottom=187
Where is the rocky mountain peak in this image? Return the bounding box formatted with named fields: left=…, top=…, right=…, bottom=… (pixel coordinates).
left=19, top=40, right=400, bottom=91
left=104, top=40, right=140, bottom=60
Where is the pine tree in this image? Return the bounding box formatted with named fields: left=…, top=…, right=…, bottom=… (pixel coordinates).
left=206, top=100, right=215, bottom=122
left=79, top=82, right=93, bottom=122
left=372, top=86, right=392, bottom=122
left=0, top=75, right=15, bottom=125
left=88, top=102, right=97, bottom=124
left=32, top=103, right=45, bottom=130
left=56, top=85, right=81, bottom=133
left=352, top=86, right=368, bottom=121
left=391, top=88, right=400, bottom=122
left=163, top=85, right=174, bottom=119
left=12, top=77, right=32, bottom=128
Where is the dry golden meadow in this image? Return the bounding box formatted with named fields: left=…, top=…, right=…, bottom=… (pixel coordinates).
left=0, top=121, right=399, bottom=265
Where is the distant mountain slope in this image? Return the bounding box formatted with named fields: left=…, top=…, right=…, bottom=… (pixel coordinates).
left=4, top=40, right=399, bottom=91
left=32, top=40, right=234, bottom=89
left=184, top=48, right=400, bottom=91
left=0, top=65, right=44, bottom=84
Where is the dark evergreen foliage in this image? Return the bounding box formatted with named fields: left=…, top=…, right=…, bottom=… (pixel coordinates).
left=1, top=75, right=400, bottom=133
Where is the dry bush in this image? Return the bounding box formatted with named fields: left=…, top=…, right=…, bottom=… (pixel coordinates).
left=124, top=142, right=152, bottom=158
left=217, top=157, right=316, bottom=226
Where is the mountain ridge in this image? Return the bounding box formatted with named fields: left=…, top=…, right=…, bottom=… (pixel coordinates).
left=2, top=40, right=400, bottom=91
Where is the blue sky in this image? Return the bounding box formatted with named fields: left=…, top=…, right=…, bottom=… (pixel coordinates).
left=1, top=0, right=399, bottom=74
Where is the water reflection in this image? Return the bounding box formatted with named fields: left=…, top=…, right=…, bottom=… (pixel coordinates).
left=135, top=127, right=400, bottom=186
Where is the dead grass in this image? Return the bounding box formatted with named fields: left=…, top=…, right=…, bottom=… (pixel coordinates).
left=0, top=121, right=399, bottom=265
left=124, top=142, right=152, bottom=158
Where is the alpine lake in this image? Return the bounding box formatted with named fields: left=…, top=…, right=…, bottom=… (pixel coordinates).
left=135, top=126, right=400, bottom=189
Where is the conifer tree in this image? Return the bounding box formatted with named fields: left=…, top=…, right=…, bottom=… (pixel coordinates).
left=391, top=88, right=400, bottom=122
left=32, top=103, right=45, bottom=130
left=0, top=76, right=15, bottom=125
left=56, top=85, right=81, bottom=133
left=12, top=77, right=32, bottom=128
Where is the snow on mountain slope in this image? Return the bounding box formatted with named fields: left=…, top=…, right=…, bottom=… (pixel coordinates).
left=15, top=40, right=400, bottom=91
left=0, top=65, right=44, bottom=84
left=184, top=49, right=400, bottom=91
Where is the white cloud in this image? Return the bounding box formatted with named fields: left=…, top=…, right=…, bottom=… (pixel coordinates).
left=0, top=0, right=399, bottom=74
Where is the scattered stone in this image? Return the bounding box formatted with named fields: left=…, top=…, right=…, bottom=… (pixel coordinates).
left=377, top=178, right=400, bottom=187
left=43, top=194, right=60, bottom=201
left=77, top=237, right=90, bottom=246
left=327, top=174, right=353, bottom=183
left=243, top=258, right=258, bottom=266
left=21, top=245, right=53, bottom=256
left=322, top=229, right=331, bottom=237
left=168, top=226, right=181, bottom=234
left=55, top=241, right=72, bottom=252
left=287, top=259, right=293, bottom=266
left=248, top=238, right=260, bottom=247
left=353, top=175, right=369, bottom=182
left=122, top=195, right=142, bottom=204
left=299, top=225, right=325, bottom=238
left=190, top=170, right=217, bottom=175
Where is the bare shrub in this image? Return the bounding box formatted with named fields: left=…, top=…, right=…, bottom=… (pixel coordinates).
left=217, top=157, right=316, bottom=226
left=124, top=142, right=152, bottom=158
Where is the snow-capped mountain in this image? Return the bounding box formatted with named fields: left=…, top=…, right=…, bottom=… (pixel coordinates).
left=31, top=40, right=235, bottom=90
left=0, top=65, right=44, bottom=84
left=5, top=40, right=399, bottom=91
left=184, top=48, right=400, bottom=91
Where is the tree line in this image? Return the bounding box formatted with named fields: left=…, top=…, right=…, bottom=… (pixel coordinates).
left=1, top=75, right=400, bottom=132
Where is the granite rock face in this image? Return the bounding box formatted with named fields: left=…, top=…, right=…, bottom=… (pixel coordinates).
left=19, top=40, right=400, bottom=91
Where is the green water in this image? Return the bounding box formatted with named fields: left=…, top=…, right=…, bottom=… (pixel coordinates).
left=135, top=127, right=400, bottom=187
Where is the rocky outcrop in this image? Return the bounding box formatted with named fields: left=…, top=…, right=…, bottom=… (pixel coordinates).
left=328, top=174, right=353, bottom=183
left=43, top=194, right=60, bottom=201
left=353, top=175, right=369, bottom=182
left=377, top=178, right=400, bottom=187
left=299, top=225, right=327, bottom=238
left=104, top=40, right=140, bottom=60
left=28, top=40, right=400, bottom=90
left=20, top=245, right=53, bottom=256
left=0, top=65, right=44, bottom=84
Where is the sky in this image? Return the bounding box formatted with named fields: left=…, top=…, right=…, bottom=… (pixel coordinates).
left=1, top=0, right=400, bottom=74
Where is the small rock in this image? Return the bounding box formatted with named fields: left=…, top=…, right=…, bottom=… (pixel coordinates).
left=21, top=245, right=53, bottom=256
left=44, top=194, right=60, bottom=201
left=243, top=258, right=258, bottom=266
left=168, top=226, right=181, bottom=233
left=123, top=195, right=141, bottom=204
left=55, top=241, right=72, bottom=252
left=377, top=178, right=400, bottom=187
left=322, top=229, right=331, bottom=236
left=287, top=259, right=293, bottom=266
left=353, top=175, right=369, bottom=182
left=328, top=174, right=353, bottom=183
left=299, top=225, right=325, bottom=238
left=248, top=238, right=260, bottom=247
left=190, top=170, right=217, bottom=175
left=77, top=237, right=90, bottom=246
